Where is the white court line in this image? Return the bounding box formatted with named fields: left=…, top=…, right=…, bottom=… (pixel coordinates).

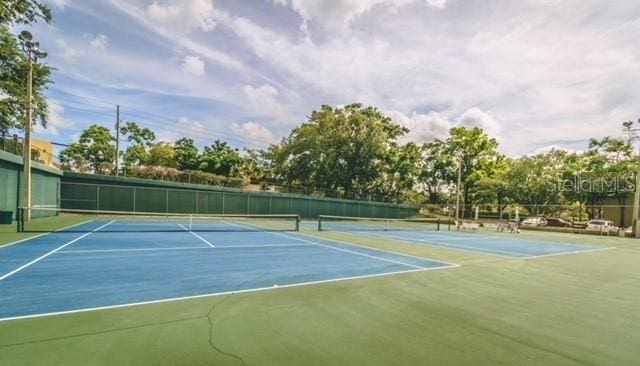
left=294, top=232, right=460, bottom=268
left=264, top=231, right=428, bottom=270
left=520, top=246, right=616, bottom=260
left=178, top=224, right=215, bottom=248
left=359, top=231, right=524, bottom=258
left=58, top=243, right=314, bottom=254
left=0, top=220, right=115, bottom=281
left=228, top=221, right=459, bottom=269
left=0, top=265, right=455, bottom=323
left=360, top=231, right=615, bottom=260
left=0, top=220, right=95, bottom=249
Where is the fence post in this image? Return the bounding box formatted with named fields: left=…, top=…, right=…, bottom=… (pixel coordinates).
left=222, top=192, right=226, bottom=214
left=96, top=185, right=100, bottom=212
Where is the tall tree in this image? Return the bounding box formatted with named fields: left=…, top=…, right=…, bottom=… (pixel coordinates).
left=148, top=141, right=177, bottom=168
left=423, top=127, right=501, bottom=217
left=198, top=140, right=244, bottom=176
left=174, top=138, right=199, bottom=170
left=0, top=1, right=53, bottom=133
left=270, top=103, right=409, bottom=199
left=59, top=125, right=116, bottom=174
left=119, top=121, right=155, bottom=166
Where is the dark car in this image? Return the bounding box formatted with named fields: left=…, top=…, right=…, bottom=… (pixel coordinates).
left=545, top=218, right=572, bottom=227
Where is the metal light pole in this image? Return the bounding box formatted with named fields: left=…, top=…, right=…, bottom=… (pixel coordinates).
left=623, top=119, right=640, bottom=238
left=18, top=31, right=47, bottom=221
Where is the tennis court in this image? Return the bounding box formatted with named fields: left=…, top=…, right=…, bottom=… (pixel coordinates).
left=315, top=216, right=614, bottom=258
left=0, top=214, right=455, bottom=321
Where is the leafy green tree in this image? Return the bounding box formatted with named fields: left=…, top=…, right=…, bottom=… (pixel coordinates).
left=59, top=125, right=116, bottom=174
left=0, top=1, right=52, bottom=25
left=421, top=139, right=456, bottom=204
left=120, top=121, right=155, bottom=166
left=582, top=137, right=635, bottom=223
left=174, top=138, right=199, bottom=170
left=240, top=148, right=273, bottom=182
left=148, top=141, right=177, bottom=168
left=198, top=140, right=244, bottom=176
left=374, top=142, right=423, bottom=202
left=0, top=1, right=53, bottom=133
left=423, top=127, right=501, bottom=218
left=270, top=103, right=409, bottom=199
left=507, top=150, right=567, bottom=217
left=472, top=156, right=515, bottom=222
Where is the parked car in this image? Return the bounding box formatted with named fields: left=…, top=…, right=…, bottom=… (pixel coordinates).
left=585, top=220, right=618, bottom=233
left=545, top=218, right=572, bottom=228
left=521, top=217, right=547, bottom=227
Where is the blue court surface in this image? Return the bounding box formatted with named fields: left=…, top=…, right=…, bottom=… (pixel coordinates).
left=309, top=222, right=612, bottom=258
left=0, top=220, right=455, bottom=321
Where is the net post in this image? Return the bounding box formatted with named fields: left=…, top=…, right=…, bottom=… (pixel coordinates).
left=437, top=218, right=440, bottom=231
left=295, top=215, right=300, bottom=231
left=318, top=216, right=322, bottom=231
left=16, top=207, right=23, bottom=232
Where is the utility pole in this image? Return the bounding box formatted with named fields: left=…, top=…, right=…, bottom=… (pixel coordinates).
left=115, top=105, right=120, bottom=176
left=18, top=31, right=47, bottom=221
left=455, top=159, right=462, bottom=224
left=623, top=119, right=640, bottom=238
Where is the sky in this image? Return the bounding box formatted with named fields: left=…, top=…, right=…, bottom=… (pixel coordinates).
left=20, top=0, right=640, bottom=156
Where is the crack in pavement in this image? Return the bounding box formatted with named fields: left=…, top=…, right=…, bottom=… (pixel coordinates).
left=205, top=293, right=248, bottom=366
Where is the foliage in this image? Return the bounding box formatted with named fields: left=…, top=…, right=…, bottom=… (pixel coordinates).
left=270, top=103, right=415, bottom=201
left=0, top=26, right=53, bottom=133
left=120, top=121, right=155, bottom=167
left=0, top=1, right=54, bottom=133
left=0, top=0, right=52, bottom=25
left=147, top=141, right=177, bottom=168
left=174, top=138, right=199, bottom=170
left=59, top=125, right=116, bottom=174
left=198, top=140, right=244, bottom=177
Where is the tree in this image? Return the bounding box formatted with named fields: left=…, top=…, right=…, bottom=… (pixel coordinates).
left=59, top=125, right=116, bottom=174
left=582, top=137, right=635, bottom=223
left=174, top=138, right=199, bottom=170
left=0, top=1, right=52, bottom=25
left=423, top=127, right=501, bottom=218
left=270, top=103, right=409, bottom=199
left=198, top=140, right=244, bottom=176
left=0, top=1, right=53, bottom=133
left=508, top=150, right=567, bottom=217
left=148, top=142, right=177, bottom=168
left=472, top=156, right=515, bottom=222
left=373, top=142, right=423, bottom=202
left=120, top=121, right=155, bottom=166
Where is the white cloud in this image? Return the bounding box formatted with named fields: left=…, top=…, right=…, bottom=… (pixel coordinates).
left=181, top=55, right=205, bottom=76
left=231, top=121, right=277, bottom=145
left=530, top=145, right=579, bottom=156
left=274, top=0, right=447, bottom=30
left=387, top=107, right=503, bottom=144
left=56, top=39, right=83, bottom=63
left=156, top=117, right=207, bottom=142
left=456, top=108, right=502, bottom=138
left=243, top=84, right=287, bottom=123
left=386, top=110, right=452, bottom=143
left=90, top=34, right=109, bottom=50
left=48, top=0, right=70, bottom=9
left=146, top=0, right=216, bottom=34
left=34, top=100, right=74, bottom=136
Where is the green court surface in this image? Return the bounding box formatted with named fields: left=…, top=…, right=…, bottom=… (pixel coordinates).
left=0, top=222, right=638, bottom=365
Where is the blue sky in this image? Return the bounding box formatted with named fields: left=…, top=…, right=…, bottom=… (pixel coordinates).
left=17, top=0, right=640, bottom=155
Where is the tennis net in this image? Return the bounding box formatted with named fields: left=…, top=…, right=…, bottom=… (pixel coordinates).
left=317, top=215, right=446, bottom=232
left=17, top=207, right=300, bottom=233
